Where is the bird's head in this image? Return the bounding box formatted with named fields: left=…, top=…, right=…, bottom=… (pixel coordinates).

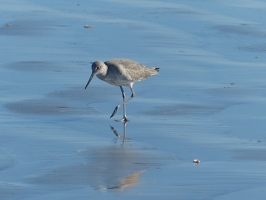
left=85, top=61, right=105, bottom=89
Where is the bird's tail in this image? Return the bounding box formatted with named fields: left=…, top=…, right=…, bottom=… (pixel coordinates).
left=154, top=68, right=160, bottom=72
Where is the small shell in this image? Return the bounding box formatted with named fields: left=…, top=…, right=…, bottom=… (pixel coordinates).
left=193, top=158, right=201, bottom=164
left=84, top=25, right=94, bottom=28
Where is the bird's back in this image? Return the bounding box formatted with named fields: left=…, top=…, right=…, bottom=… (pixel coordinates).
left=104, top=59, right=158, bottom=86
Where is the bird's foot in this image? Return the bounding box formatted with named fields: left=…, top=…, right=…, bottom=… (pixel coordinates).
left=110, top=106, right=120, bottom=118
left=115, top=117, right=128, bottom=123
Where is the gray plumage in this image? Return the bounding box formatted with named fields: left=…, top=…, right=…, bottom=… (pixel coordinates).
left=85, top=58, right=159, bottom=121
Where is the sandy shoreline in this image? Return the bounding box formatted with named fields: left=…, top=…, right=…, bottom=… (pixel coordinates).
left=1, top=0, right=266, bottom=199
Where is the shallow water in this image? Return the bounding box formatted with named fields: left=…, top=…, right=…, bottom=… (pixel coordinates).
left=1, top=0, right=266, bottom=199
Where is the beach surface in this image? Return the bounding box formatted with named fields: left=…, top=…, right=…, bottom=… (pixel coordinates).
left=1, top=0, right=266, bottom=199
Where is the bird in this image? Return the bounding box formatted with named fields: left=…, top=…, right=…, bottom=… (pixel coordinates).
left=85, top=58, right=159, bottom=121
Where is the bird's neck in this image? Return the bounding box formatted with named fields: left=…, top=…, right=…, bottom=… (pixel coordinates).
left=96, top=72, right=107, bottom=81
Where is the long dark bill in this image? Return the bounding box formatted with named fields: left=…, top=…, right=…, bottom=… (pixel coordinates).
left=85, top=73, right=95, bottom=89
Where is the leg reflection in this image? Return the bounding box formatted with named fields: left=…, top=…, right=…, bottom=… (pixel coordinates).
left=110, top=120, right=129, bottom=145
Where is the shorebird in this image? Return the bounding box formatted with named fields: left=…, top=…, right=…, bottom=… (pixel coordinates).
left=85, top=58, right=159, bottom=121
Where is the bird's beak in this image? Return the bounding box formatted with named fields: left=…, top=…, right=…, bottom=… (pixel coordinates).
left=85, top=73, right=95, bottom=89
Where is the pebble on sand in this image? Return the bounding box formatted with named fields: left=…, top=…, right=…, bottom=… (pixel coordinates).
left=84, top=25, right=94, bottom=28
left=193, top=158, right=201, bottom=164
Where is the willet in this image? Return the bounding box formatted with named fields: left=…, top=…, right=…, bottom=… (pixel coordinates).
left=85, top=58, right=159, bottom=121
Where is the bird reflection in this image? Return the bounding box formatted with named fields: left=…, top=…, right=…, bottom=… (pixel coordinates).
left=29, top=142, right=150, bottom=191
left=107, top=170, right=146, bottom=190
left=28, top=117, right=156, bottom=191
left=106, top=120, right=147, bottom=189
left=110, top=119, right=129, bottom=145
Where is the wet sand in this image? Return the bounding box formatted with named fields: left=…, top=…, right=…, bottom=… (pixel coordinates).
left=1, top=0, right=266, bottom=199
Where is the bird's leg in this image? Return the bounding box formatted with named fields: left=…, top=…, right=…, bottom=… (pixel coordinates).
left=127, top=85, right=135, bottom=102
left=110, top=85, right=135, bottom=121
left=121, top=86, right=128, bottom=122
left=110, top=86, right=127, bottom=121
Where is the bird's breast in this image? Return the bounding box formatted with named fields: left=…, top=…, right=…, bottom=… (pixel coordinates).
left=97, top=74, right=134, bottom=87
